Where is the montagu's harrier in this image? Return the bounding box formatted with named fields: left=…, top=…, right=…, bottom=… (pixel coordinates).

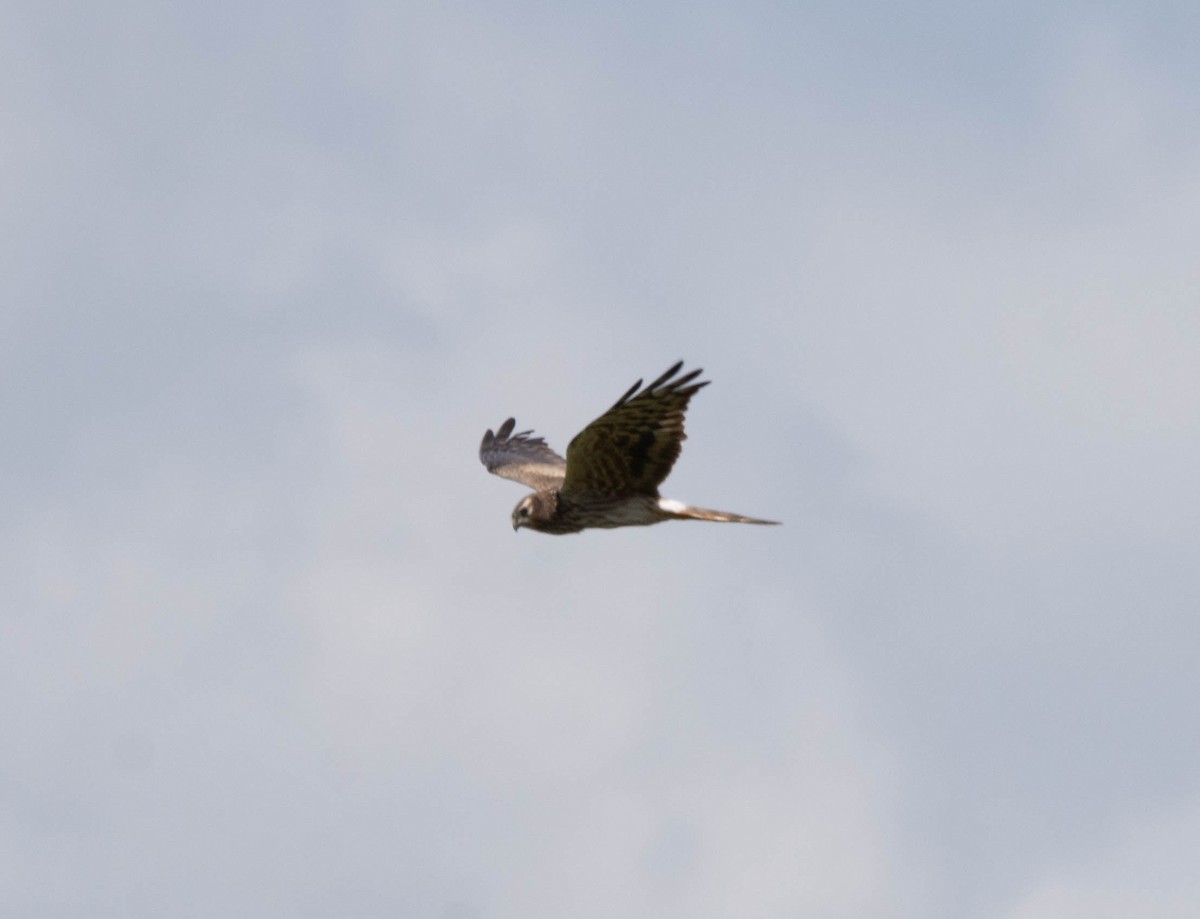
left=479, top=361, right=779, bottom=534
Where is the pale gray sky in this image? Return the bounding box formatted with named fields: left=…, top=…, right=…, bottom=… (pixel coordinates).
left=4, top=2, right=1200, bottom=917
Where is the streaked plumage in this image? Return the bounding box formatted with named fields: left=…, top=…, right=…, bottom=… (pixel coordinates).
left=479, top=362, right=779, bottom=534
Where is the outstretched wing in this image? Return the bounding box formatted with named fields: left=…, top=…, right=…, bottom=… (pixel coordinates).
left=479, top=418, right=567, bottom=491
left=562, top=361, right=708, bottom=497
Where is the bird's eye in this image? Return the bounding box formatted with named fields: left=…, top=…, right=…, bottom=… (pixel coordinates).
left=520, top=505, right=530, bottom=516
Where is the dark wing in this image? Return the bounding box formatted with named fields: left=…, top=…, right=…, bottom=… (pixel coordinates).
left=479, top=418, right=567, bottom=491
left=561, top=361, right=708, bottom=497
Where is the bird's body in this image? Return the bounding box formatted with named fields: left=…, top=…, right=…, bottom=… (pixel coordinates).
left=479, top=362, right=779, bottom=534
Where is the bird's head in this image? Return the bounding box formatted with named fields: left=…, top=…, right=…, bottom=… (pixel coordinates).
left=512, top=494, right=538, bottom=532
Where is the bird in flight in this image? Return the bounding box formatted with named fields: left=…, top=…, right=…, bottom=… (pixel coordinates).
left=479, top=361, right=780, bottom=534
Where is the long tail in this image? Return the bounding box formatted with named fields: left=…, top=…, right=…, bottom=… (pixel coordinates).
left=659, top=498, right=780, bottom=526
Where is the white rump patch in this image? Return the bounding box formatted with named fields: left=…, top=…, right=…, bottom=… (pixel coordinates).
left=657, top=498, right=687, bottom=514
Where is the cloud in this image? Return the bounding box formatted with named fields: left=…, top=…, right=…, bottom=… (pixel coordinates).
left=3, top=2, right=1200, bottom=917
left=1005, top=799, right=1200, bottom=919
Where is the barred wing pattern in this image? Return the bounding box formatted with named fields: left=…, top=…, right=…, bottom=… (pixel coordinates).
left=561, top=361, right=708, bottom=497
left=479, top=418, right=567, bottom=491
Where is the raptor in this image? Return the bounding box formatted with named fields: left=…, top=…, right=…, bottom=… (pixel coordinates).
left=479, top=362, right=779, bottom=534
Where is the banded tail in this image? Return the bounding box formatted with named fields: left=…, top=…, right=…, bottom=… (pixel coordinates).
left=658, top=498, right=780, bottom=526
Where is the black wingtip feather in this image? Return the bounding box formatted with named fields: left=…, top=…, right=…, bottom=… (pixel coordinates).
left=646, top=360, right=685, bottom=391
left=612, top=378, right=643, bottom=409
left=670, top=369, right=704, bottom=391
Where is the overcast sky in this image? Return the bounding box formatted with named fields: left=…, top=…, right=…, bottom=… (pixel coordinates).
left=4, top=2, right=1200, bottom=917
